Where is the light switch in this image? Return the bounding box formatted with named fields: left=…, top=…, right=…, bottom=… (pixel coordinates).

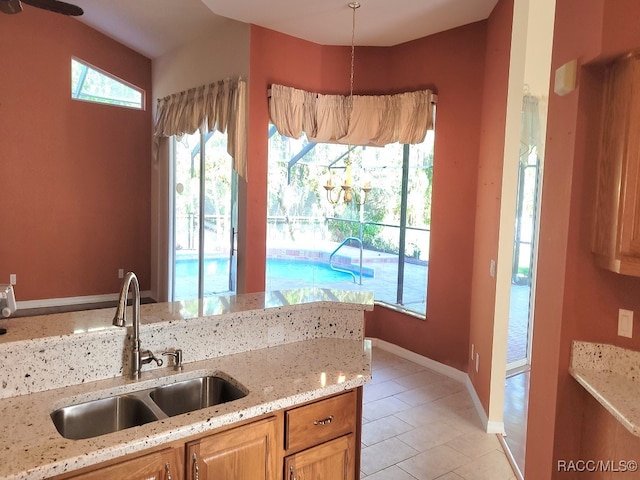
left=618, top=309, right=633, bottom=338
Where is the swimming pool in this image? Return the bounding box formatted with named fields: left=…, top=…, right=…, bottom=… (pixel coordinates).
left=173, top=256, right=361, bottom=300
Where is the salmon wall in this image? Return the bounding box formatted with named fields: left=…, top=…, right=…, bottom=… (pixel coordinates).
left=248, top=23, right=487, bottom=371
left=527, top=0, right=640, bottom=477
left=0, top=6, right=152, bottom=301
left=244, top=27, right=335, bottom=293
left=464, top=0, right=513, bottom=410
left=366, top=23, right=488, bottom=371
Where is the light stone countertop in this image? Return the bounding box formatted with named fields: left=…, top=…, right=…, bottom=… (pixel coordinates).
left=0, top=288, right=372, bottom=344
left=0, top=337, right=371, bottom=480
left=0, top=288, right=373, bottom=479
left=569, top=341, right=640, bottom=436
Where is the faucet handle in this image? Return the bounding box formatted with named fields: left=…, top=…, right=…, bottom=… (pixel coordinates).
left=162, top=349, right=183, bottom=370
left=140, top=349, right=163, bottom=367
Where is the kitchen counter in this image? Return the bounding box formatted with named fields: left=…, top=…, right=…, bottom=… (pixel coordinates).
left=0, top=288, right=371, bottom=344
left=569, top=341, right=640, bottom=437
left=0, top=288, right=373, bottom=479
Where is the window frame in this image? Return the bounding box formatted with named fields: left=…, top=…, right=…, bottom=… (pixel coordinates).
left=70, top=56, right=146, bottom=110
left=266, top=126, right=434, bottom=318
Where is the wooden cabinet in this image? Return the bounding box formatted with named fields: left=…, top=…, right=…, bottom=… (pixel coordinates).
left=186, top=417, right=278, bottom=480
left=57, top=388, right=362, bottom=480
left=593, top=53, right=640, bottom=275
left=65, top=446, right=184, bottom=480
left=284, top=434, right=355, bottom=480
left=284, top=390, right=360, bottom=480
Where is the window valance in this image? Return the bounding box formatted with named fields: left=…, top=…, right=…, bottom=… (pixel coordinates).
left=269, top=84, right=435, bottom=146
left=154, top=77, right=247, bottom=179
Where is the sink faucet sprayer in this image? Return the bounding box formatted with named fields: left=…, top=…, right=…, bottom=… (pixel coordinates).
left=113, top=271, right=162, bottom=379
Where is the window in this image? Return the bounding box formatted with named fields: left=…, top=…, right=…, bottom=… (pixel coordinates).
left=266, top=126, right=434, bottom=316
left=71, top=58, right=144, bottom=109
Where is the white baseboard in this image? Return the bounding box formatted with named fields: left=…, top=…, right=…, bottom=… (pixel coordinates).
left=465, top=376, right=506, bottom=434
left=17, top=291, right=154, bottom=310
left=368, top=338, right=468, bottom=382
left=367, top=337, right=505, bottom=435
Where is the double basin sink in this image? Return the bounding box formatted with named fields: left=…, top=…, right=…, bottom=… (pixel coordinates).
left=51, top=375, right=247, bottom=440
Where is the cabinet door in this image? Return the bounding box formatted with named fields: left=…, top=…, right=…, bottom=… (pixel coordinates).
left=187, top=417, right=277, bottom=480
left=619, top=57, right=640, bottom=256
left=67, top=447, right=183, bottom=480
left=593, top=54, right=640, bottom=274
left=285, top=434, right=355, bottom=480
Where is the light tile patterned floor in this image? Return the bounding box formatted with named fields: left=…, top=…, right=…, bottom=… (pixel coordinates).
left=361, top=347, right=517, bottom=480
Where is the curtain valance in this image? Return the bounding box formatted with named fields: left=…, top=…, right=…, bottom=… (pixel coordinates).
left=154, top=77, right=247, bottom=179
left=269, top=84, right=435, bottom=146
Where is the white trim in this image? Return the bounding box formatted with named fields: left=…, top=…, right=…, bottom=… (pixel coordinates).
left=369, top=338, right=467, bottom=382
left=368, top=337, right=505, bottom=435
left=498, top=434, right=524, bottom=480
left=465, top=375, right=506, bottom=434
left=17, top=291, right=153, bottom=310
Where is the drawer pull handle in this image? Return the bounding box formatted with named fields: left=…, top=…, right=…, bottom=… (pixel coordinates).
left=290, top=465, right=297, bottom=480
left=192, top=452, right=199, bottom=480
left=165, top=462, right=172, bottom=480
left=313, top=415, right=334, bottom=426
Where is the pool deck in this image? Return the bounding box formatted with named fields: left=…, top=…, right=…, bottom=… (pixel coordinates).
left=265, top=242, right=427, bottom=314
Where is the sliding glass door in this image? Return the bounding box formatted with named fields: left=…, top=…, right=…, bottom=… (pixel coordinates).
left=171, top=131, right=237, bottom=301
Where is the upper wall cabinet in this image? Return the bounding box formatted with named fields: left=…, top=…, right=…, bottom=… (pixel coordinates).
left=592, top=53, right=640, bottom=275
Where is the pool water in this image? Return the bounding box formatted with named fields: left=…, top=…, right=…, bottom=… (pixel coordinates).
left=267, top=258, right=357, bottom=282
left=173, top=256, right=357, bottom=300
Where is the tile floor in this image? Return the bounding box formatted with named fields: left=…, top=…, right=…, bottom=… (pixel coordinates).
left=503, top=370, right=529, bottom=475
left=361, top=347, right=517, bottom=480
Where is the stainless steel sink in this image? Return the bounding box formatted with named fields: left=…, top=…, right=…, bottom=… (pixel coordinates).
left=150, top=376, right=246, bottom=417
left=51, top=375, right=247, bottom=439
left=51, top=395, right=159, bottom=440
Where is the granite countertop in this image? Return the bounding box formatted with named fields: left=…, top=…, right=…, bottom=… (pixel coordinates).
left=0, top=337, right=371, bottom=479
left=0, top=288, right=372, bottom=344
left=569, top=341, right=640, bottom=436
left=0, top=288, right=373, bottom=479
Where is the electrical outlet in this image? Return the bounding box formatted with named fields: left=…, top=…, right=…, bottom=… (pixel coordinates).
left=475, top=352, right=480, bottom=373
left=118, top=269, right=124, bottom=279
left=9, top=274, right=16, bottom=285
left=490, top=259, right=496, bottom=278
left=618, top=309, right=633, bottom=338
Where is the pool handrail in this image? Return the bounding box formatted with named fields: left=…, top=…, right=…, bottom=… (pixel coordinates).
left=329, top=237, right=363, bottom=285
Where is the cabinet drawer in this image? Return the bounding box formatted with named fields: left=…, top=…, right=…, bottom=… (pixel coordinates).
left=285, top=390, right=356, bottom=452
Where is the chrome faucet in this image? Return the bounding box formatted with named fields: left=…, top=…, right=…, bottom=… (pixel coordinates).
left=113, top=272, right=162, bottom=379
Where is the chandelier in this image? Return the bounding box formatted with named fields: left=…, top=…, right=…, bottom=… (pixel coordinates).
left=323, top=1, right=371, bottom=206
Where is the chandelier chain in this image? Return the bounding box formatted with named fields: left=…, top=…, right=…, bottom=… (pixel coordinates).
left=322, top=2, right=370, bottom=206
left=349, top=2, right=360, bottom=104
left=349, top=2, right=359, bottom=110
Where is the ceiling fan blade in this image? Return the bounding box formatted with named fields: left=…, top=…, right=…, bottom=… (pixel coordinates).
left=21, top=0, right=82, bottom=15
left=0, top=0, right=23, bottom=14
